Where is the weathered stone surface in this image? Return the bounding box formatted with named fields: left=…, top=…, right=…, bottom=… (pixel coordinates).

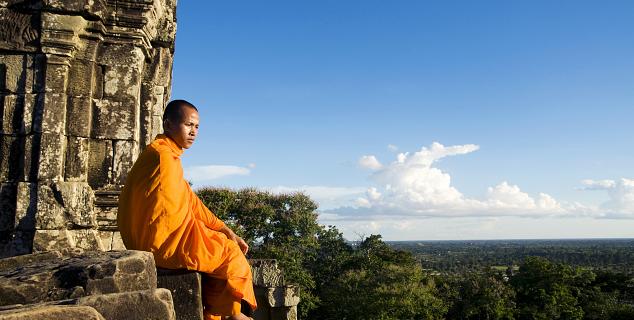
left=140, top=84, right=164, bottom=147
left=65, top=136, right=90, bottom=181
left=0, top=250, right=61, bottom=272
left=40, top=92, right=66, bottom=134
left=0, top=10, right=39, bottom=52
left=0, top=250, right=157, bottom=306
left=67, top=60, right=95, bottom=97
left=33, top=229, right=104, bottom=252
left=264, top=286, right=300, bottom=308
left=0, top=54, right=36, bottom=93
left=77, top=288, right=176, bottom=320
left=14, top=182, right=95, bottom=231
left=65, top=96, right=92, bottom=137
left=42, top=62, right=68, bottom=93
left=0, top=305, right=105, bottom=320
left=103, top=65, right=142, bottom=102
left=251, top=260, right=285, bottom=287
left=14, top=182, right=35, bottom=231
left=87, top=139, right=113, bottom=188
left=37, top=132, right=66, bottom=180
left=98, top=44, right=145, bottom=68
left=113, top=140, right=138, bottom=185
left=1, top=94, right=37, bottom=135
left=92, top=99, right=137, bottom=140
left=54, top=181, right=96, bottom=227
left=157, top=269, right=203, bottom=320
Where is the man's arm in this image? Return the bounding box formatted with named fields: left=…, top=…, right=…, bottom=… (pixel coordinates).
left=218, top=225, right=249, bottom=254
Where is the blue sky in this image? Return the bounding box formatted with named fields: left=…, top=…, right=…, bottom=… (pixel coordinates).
left=172, top=1, right=634, bottom=240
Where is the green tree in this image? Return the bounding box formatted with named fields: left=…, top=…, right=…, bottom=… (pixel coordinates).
left=511, top=256, right=591, bottom=320
left=446, top=272, right=516, bottom=320
left=319, top=235, right=447, bottom=320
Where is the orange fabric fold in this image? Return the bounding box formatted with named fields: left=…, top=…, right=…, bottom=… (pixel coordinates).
left=118, top=134, right=257, bottom=315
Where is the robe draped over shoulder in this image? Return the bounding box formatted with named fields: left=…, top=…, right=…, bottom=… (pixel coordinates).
left=117, top=134, right=256, bottom=316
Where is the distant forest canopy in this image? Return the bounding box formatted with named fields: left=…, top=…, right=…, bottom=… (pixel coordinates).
left=197, top=187, right=634, bottom=320
left=389, top=239, right=634, bottom=273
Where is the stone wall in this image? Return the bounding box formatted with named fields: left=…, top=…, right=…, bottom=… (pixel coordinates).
left=0, top=0, right=176, bottom=257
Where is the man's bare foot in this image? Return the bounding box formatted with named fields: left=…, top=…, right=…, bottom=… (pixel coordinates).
left=223, top=313, right=252, bottom=320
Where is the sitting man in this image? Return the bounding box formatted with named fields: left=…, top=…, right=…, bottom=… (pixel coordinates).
left=118, top=99, right=256, bottom=320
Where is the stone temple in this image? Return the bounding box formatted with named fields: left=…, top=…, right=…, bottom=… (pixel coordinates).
left=0, top=2, right=300, bottom=319
left=0, top=0, right=176, bottom=256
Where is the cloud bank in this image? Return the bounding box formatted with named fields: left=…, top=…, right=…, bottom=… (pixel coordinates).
left=320, top=142, right=633, bottom=221
left=184, top=165, right=251, bottom=182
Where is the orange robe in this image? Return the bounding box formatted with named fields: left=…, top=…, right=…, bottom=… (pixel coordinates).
left=117, top=134, right=257, bottom=319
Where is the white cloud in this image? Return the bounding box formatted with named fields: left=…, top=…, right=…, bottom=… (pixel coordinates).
left=184, top=165, right=251, bottom=182
left=582, top=178, right=634, bottom=218
left=387, top=144, right=399, bottom=152
left=358, top=155, right=383, bottom=170
left=328, top=142, right=598, bottom=220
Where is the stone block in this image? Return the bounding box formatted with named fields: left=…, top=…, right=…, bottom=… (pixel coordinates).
left=0, top=54, right=35, bottom=93
left=144, top=47, right=173, bottom=87
left=39, top=92, right=66, bottom=134
left=97, top=231, right=125, bottom=251
left=33, top=229, right=104, bottom=252
left=87, top=139, right=113, bottom=188
left=65, top=136, right=90, bottom=181
left=0, top=250, right=61, bottom=272
left=0, top=305, right=105, bottom=320
left=37, top=132, right=66, bottom=180
left=92, top=99, right=137, bottom=140
left=51, top=181, right=96, bottom=228
left=95, top=206, right=117, bottom=230
left=0, top=250, right=157, bottom=306
left=43, top=62, right=68, bottom=93
left=103, top=65, right=142, bottom=102
left=250, top=260, right=285, bottom=287
left=0, top=10, right=39, bottom=52
left=98, top=44, right=145, bottom=68
left=0, top=134, right=24, bottom=182
left=113, top=139, right=138, bottom=185
left=0, top=183, right=16, bottom=232
left=264, top=286, right=300, bottom=308
left=14, top=182, right=36, bottom=231
left=157, top=269, right=203, bottom=320
left=0, top=94, right=36, bottom=135
left=77, top=289, right=176, bottom=320
left=65, top=96, right=92, bottom=137
left=67, top=60, right=95, bottom=97
left=41, top=0, right=108, bottom=21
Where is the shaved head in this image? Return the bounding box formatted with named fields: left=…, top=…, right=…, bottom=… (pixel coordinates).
left=163, top=99, right=198, bottom=123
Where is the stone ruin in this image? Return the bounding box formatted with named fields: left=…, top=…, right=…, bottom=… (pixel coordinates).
left=0, top=0, right=175, bottom=256
left=0, top=1, right=300, bottom=319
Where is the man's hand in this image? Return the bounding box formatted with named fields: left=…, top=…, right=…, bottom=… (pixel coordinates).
left=219, top=225, right=249, bottom=255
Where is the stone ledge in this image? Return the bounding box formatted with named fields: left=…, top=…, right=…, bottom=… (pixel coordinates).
left=0, top=305, right=105, bottom=320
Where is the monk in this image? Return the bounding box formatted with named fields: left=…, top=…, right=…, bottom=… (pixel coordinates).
left=117, top=99, right=256, bottom=320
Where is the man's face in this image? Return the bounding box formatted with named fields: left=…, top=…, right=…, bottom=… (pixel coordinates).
left=164, top=106, right=199, bottom=149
